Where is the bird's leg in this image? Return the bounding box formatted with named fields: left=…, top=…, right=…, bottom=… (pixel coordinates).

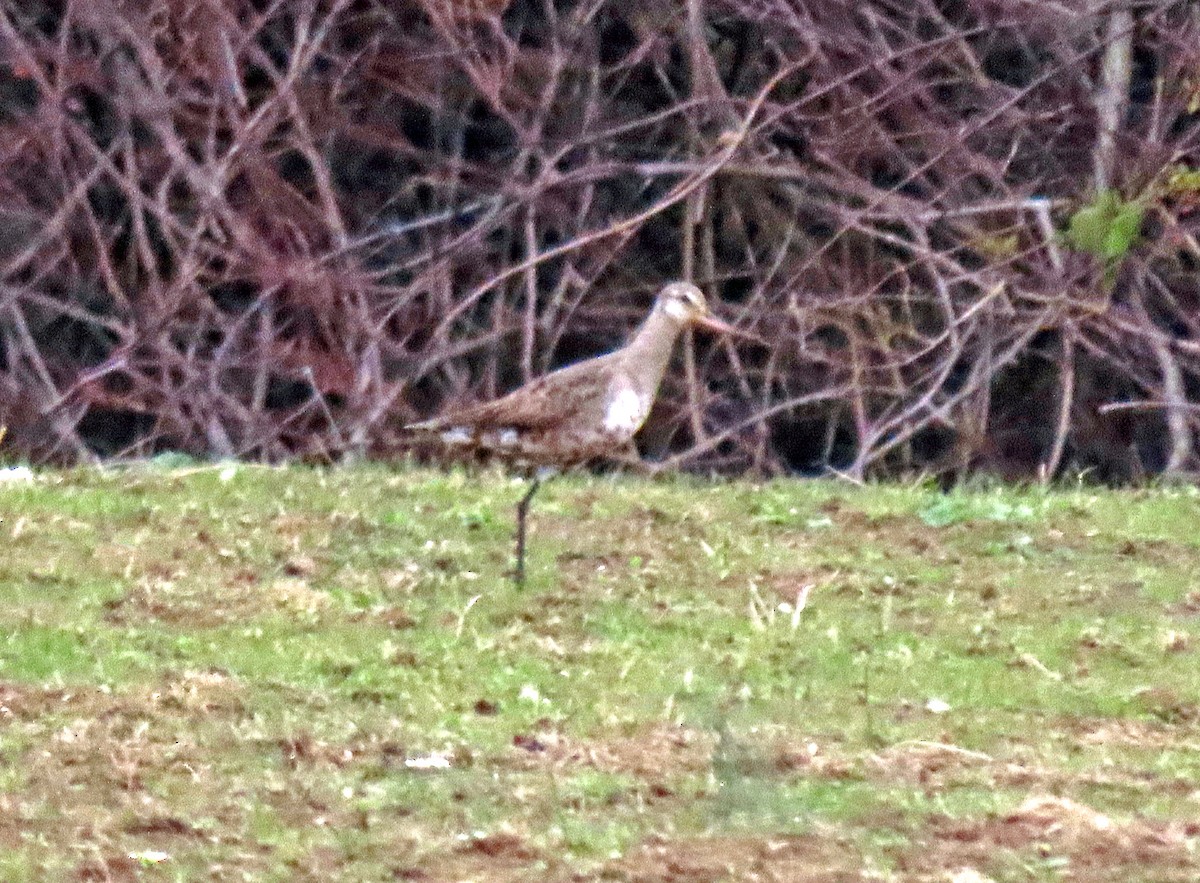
left=513, top=477, right=542, bottom=586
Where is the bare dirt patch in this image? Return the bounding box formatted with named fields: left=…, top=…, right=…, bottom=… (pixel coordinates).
left=758, top=567, right=843, bottom=605
left=900, top=795, right=1200, bottom=881
left=0, top=680, right=80, bottom=719
left=410, top=833, right=863, bottom=882
left=102, top=571, right=336, bottom=627
left=604, top=834, right=862, bottom=883
left=868, top=740, right=995, bottom=788
left=1071, top=716, right=1199, bottom=749
left=507, top=722, right=715, bottom=782
left=825, top=507, right=954, bottom=560
left=102, top=575, right=255, bottom=627
left=409, top=845, right=548, bottom=883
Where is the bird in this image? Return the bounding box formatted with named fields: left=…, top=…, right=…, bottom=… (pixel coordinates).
left=406, top=281, right=736, bottom=584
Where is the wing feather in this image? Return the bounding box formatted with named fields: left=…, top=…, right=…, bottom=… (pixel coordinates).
left=408, top=355, right=613, bottom=433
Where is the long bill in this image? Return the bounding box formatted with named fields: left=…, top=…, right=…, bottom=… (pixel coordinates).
left=693, top=312, right=739, bottom=336
left=693, top=312, right=770, bottom=346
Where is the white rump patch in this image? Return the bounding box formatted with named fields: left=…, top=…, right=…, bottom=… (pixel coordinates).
left=603, top=388, right=647, bottom=434
left=440, top=427, right=471, bottom=445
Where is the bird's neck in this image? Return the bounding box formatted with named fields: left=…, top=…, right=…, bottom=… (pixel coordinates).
left=623, top=306, right=685, bottom=395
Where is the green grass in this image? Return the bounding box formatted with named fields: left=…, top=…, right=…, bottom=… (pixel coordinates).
left=0, top=464, right=1199, bottom=880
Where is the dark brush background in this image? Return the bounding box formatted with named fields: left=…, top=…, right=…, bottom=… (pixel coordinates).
left=1, top=0, right=1198, bottom=482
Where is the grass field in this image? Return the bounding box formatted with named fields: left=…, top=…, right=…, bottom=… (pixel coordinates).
left=1, top=464, right=1199, bottom=881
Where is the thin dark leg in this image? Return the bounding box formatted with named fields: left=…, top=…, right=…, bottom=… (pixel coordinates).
left=513, top=478, right=541, bottom=585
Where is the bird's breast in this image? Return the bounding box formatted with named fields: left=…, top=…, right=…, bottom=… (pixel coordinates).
left=602, top=387, right=650, bottom=437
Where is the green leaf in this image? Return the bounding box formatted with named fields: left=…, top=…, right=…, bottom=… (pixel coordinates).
left=1066, top=205, right=1107, bottom=255
left=1104, top=202, right=1144, bottom=259
left=1166, top=166, right=1200, bottom=194
left=1064, top=189, right=1142, bottom=261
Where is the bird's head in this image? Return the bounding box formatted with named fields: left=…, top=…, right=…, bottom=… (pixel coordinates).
left=657, top=282, right=735, bottom=334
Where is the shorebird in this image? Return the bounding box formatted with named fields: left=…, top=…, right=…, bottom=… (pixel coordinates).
left=406, top=281, right=735, bottom=583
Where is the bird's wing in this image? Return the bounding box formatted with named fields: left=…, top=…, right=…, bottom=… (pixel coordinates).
left=409, top=357, right=611, bottom=433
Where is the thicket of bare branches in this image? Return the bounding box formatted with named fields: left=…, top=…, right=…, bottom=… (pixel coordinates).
left=1, top=0, right=1199, bottom=480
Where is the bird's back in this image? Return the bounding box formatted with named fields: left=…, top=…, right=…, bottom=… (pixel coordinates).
left=408, top=351, right=636, bottom=464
